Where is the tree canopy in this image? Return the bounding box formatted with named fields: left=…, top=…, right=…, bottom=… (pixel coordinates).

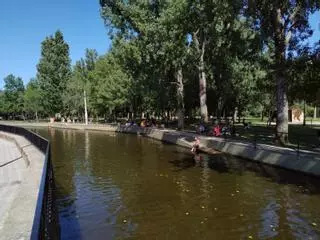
left=1, top=3, right=319, bottom=144
left=36, top=30, right=71, bottom=116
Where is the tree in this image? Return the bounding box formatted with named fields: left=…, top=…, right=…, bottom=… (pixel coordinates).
left=90, top=53, right=131, bottom=117
left=3, top=74, right=25, bottom=118
left=245, top=0, right=320, bottom=144
left=100, top=0, right=191, bottom=129
left=36, top=30, right=71, bottom=117
left=24, top=78, right=42, bottom=121
left=63, top=49, right=98, bottom=122
left=187, top=0, right=240, bottom=122
left=0, top=91, right=4, bottom=116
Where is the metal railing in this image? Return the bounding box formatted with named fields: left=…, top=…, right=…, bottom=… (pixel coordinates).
left=0, top=124, right=60, bottom=240
left=192, top=123, right=320, bottom=156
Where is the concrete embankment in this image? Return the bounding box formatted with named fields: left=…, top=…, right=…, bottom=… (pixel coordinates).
left=116, top=126, right=320, bottom=176
left=2, top=121, right=320, bottom=176
left=0, top=131, right=44, bottom=240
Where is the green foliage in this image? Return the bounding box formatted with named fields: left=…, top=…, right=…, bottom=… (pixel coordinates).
left=1, top=2, right=319, bottom=127
left=62, top=49, right=98, bottom=117
left=3, top=74, right=25, bottom=115
left=90, top=53, right=131, bottom=114
left=0, top=91, right=4, bottom=114
left=288, top=47, right=320, bottom=105
left=24, top=78, right=42, bottom=116
left=37, top=30, right=71, bottom=116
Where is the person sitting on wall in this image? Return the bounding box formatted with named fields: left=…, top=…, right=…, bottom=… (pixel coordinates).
left=191, top=137, right=200, bottom=154
left=199, top=123, right=205, bottom=134
left=140, top=119, right=146, bottom=127
left=221, top=125, right=230, bottom=136
left=150, top=118, right=156, bottom=127
left=125, top=121, right=131, bottom=127
left=213, top=125, right=221, bottom=137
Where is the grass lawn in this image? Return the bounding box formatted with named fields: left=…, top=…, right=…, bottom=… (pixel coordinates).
left=231, top=123, right=320, bottom=151
left=184, top=119, right=320, bottom=151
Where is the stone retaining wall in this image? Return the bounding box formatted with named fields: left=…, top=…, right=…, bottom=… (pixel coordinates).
left=116, top=126, right=320, bottom=177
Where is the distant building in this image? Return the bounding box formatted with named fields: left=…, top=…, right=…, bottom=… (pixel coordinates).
left=289, top=106, right=304, bottom=123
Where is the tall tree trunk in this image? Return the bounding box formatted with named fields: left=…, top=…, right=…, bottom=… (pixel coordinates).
left=314, top=105, right=317, bottom=119
left=193, top=31, right=208, bottom=123
left=199, top=52, right=208, bottom=123
left=35, top=111, right=38, bottom=122
left=274, top=7, right=289, bottom=144
left=175, top=67, right=184, bottom=130
left=233, top=107, right=238, bottom=123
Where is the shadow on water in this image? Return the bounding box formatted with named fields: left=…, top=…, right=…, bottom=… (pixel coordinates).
left=167, top=147, right=320, bottom=195
left=55, top=184, right=82, bottom=240
left=30, top=128, right=83, bottom=239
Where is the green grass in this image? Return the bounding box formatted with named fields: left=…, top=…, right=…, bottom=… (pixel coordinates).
left=231, top=124, right=320, bottom=151
left=185, top=120, right=320, bottom=151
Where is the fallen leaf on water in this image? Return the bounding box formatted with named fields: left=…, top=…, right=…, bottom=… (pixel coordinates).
left=236, top=190, right=240, bottom=193
left=239, top=214, right=244, bottom=217
left=185, top=212, right=189, bottom=215
left=248, top=236, right=253, bottom=239
left=123, top=219, right=127, bottom=223
left=312, top=222, right=317, bottom=226
left=214, top=208, right=218, bottom=211
left=201, top=206, right=205, bottom=209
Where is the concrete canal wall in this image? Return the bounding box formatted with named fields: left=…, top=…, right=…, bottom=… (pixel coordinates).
left=116, top=126, right=320, bottom=176
left=2, top=122, right=320, bottom=177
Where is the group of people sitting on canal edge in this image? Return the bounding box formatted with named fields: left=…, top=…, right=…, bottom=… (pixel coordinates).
left=124, top=118, right=163, bottom=128
left=140, top=118, right=158, bottom=128
left=197, top=122, right=236, bottom=137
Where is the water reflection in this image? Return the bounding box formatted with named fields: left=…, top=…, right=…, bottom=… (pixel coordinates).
left=32, top=128, right=320, bottom=239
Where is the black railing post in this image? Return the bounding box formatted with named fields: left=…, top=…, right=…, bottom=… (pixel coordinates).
left=297, top=136, right=300, bottom=157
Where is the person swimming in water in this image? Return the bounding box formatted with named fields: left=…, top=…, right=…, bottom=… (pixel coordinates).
left=191, top=137, right=200, bottom=154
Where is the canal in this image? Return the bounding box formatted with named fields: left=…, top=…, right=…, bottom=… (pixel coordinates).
left=33, top=128, right=320, bottom=239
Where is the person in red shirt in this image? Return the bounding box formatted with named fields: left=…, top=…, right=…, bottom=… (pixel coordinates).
left=213, top=125, right=221, bottom=136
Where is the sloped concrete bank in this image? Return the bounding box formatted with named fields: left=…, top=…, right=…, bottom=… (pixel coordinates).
left=2, top=122, right=320, bottom=176
left=0, top=131, right=44, bottom=240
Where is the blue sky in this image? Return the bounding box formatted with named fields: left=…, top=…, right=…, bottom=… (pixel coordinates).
left=0, top=0, right=111, bottom=89
left=0, top=2, right=319, bottom=89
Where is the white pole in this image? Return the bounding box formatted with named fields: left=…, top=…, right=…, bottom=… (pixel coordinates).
left=84, top=90, right=88, bottom=125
